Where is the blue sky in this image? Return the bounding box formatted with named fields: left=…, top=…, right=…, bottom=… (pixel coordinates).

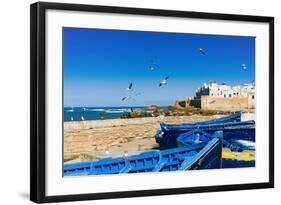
left=63, top=27, right=255, bottom=107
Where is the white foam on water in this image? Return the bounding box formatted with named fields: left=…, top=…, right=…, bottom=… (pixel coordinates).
left=89, top=108, right=105, bottom=111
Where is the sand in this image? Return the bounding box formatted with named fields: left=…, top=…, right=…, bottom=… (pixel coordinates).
left=64, top=115, right=225, bottom=164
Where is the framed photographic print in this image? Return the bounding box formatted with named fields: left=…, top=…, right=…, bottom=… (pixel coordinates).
left=30, top=2, right=274, bottom=203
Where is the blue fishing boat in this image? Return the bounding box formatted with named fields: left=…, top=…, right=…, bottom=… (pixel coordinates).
left=64, top=157, right=130, bottom=176
left=176, top=128, right=254, bottom=152
left=161, top=137, right=222, bottom=171
left=175, top=127, right=255, bottom=168
left=177, top=129, right=217, bottom=147
left=64, top=161, right=92, bottom=176
left=159, top=112, right=242, bottom=131
left=64, top=133, right=222, bottom=176
left=222, top=126, right=255, bottom=142
left=156, top=120, right=255, bottom=149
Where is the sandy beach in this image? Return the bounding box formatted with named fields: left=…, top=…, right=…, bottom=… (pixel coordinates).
left=64, top=114, right=226, bottom=164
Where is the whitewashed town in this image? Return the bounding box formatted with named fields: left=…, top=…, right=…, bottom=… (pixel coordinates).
left=176, top=81, right=255, bottom=112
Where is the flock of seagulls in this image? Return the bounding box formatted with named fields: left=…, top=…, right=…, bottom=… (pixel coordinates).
left=120, top=47, right=249, bottom=102
left=199, top=48, right=248, bottom=72
left=68, top=47, right=249, bottom=121
left=121, top=58, right=174, bottom=102
left=121, top=75, right=170, bottom=101
left=122, top=83, right=136, bottom=101
left=119, top=47, right=248, bottom=102
left=198, top=48, right=248, bottom=72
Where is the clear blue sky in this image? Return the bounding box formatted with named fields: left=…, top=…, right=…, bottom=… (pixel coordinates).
left=63, top=27, right=255, bottom=107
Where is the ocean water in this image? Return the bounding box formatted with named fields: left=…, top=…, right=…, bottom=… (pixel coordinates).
left=64, top=107, right=161, bottom=122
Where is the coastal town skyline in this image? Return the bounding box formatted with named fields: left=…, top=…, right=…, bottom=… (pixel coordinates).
left=63, top=27, right=255, bottom=107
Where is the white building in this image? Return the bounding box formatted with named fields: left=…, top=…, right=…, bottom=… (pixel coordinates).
left=195, top=82, right=255, bottom=98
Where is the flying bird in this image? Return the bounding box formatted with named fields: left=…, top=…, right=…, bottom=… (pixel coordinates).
left=122, top=96, right=128, bottom=101
left=159, top=76, right=169, bottom=87
left=241, top=64, right=247, bottom=70
left=148, top=61, right=160, bottom=71
left=121, top=96, right=134, bottom=101
left=198, top=48, right=206, bottom=55
left=126, top=83, right=133, bottom=91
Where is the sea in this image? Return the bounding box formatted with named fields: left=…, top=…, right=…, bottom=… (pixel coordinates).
left=64, top=106, right=165, bottom=122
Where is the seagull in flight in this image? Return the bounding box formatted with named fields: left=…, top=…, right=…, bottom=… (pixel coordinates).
left=126, top=82, right=133, bottom=91
left=241, top=64, right=247, bottom=70
left=198, top=48, right=206, bottom=55
left=121, top=96, right=134, bottom=101
left=159, top=76, right=169, bottom=87
left=148, top=61, right=160, bottom=71
left=122, top=96, right=129, bottom=101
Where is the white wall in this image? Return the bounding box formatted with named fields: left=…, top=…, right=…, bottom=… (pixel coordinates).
left=0, top=0, right=279, bottom=204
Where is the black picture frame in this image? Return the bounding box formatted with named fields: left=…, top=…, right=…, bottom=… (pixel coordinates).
left=30, top=2, right=274, bottom=203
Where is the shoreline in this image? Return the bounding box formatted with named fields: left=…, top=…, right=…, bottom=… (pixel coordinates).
left=64, top=114, right=226, bottom=130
